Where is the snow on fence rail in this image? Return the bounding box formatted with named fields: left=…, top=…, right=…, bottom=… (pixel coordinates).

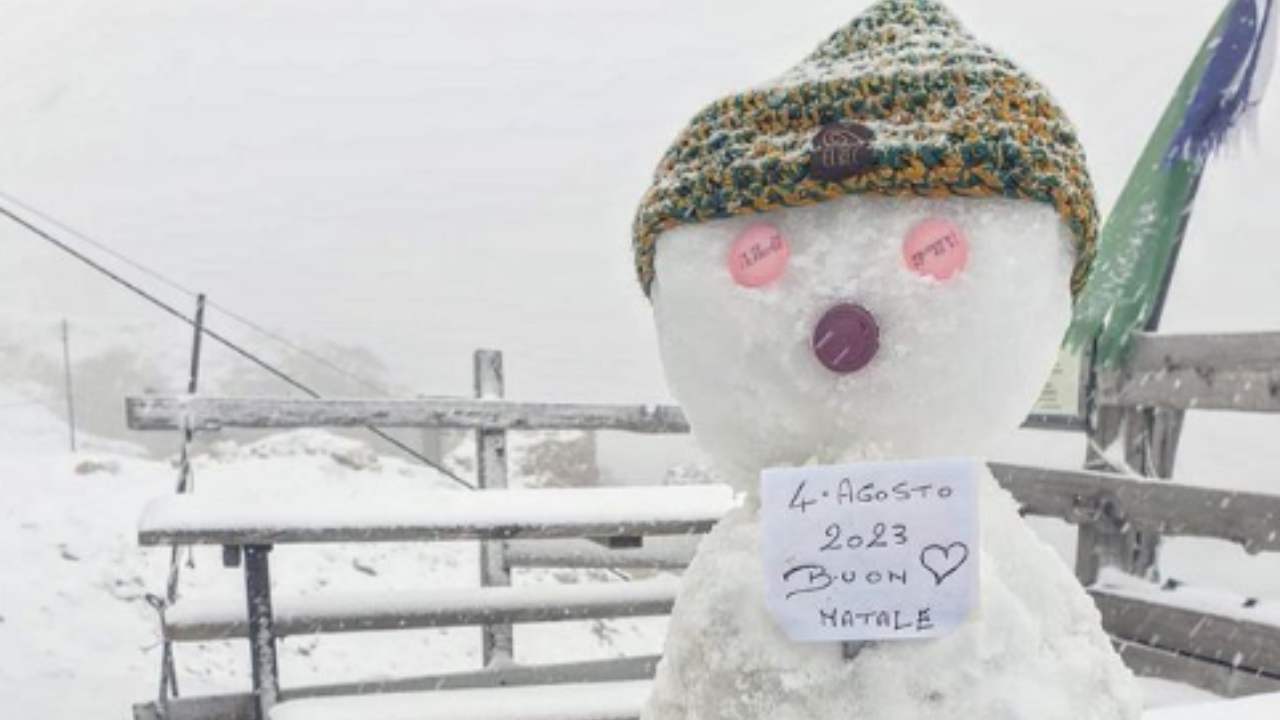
left=1098, top=332, right=1280, bottom=411
left=126, top=395, right=693, bottom=433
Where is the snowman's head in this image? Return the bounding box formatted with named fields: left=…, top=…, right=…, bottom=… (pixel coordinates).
left=650, top=194, right=1074, bottom=477
left=632, top=0, right=1098, bottom=484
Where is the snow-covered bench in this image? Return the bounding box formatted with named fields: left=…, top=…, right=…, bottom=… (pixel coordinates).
left=133, top=484, right=731, bottom=720
left=128, top=351, right=722, bottom=720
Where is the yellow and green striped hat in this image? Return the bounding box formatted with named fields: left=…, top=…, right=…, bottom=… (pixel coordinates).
left=633, top=0, right=1098, bottom=297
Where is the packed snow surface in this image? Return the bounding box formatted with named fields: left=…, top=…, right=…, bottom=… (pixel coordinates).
left=267, top=682, right=1269, bottom=720
left=1143, top=692, right=1280, bottom=720
left=271, top=679, right=653, bottom=720
left=1095, top=568, right=1280, bottom=629
left=643, top=473, right=1140, bottom=720
left=139, top=484, right=734, bottom=541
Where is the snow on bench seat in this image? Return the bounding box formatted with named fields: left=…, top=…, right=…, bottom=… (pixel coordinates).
left=504, top=537, right=702, bottom=570
left=1092, top=569, right=1280, bottom=675
left=1143, top=692, right=1280, bottom=720
left=165, top=577, right=681, bottom=641
left=269, top=679, right=652, bottom=720
left=139, top=485, right=736, bottom=546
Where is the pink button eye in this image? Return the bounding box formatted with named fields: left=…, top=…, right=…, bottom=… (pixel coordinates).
left=903, top=218, right=969, bottom=281
left=728, top=223, right=790, bottom=288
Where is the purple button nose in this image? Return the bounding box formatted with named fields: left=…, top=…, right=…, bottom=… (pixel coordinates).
left=812, top=303, right=880, bottom=374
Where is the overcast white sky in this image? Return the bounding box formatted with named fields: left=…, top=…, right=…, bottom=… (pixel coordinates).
left=0, top=0, right=1273, bottom=404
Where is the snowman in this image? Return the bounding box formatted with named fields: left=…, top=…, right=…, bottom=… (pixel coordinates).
left=630, top=2, right=1142, bottom=719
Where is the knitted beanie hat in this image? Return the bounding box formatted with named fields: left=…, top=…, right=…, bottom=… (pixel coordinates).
left=633, top=0, right=1097, bottom=298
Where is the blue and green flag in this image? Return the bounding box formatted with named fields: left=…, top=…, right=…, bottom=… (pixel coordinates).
left=1067, top=0, right=1277, bottom=367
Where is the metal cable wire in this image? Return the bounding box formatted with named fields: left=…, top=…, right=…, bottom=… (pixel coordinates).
left=0, top=189, right=392, bottom=396
left=2, top=193, right=654, bottom=695
left=0, top=200, right=474, bottom=490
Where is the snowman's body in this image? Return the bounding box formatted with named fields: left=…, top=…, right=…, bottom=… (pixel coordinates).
left=644, top=474, right=1137, bottom=720
left=641, top=196, right=1142, bottom=720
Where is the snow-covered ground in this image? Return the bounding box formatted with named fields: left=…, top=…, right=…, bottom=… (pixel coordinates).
left=0, top=413, right=1239, bottom=718
left=0, top=403, right=674, bottom=716
left=1, top=0, right=1278, bottom=717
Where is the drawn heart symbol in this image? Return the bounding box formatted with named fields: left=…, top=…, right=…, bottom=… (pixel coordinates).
left=920, top=542, right=970, bottom=586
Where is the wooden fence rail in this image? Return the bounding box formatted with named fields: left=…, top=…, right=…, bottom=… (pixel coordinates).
left=1099, top=332, right=1280, bottom=411
left=990, top=463, right=1280, bottom=554
left=126, top=396, right=693, bottom=433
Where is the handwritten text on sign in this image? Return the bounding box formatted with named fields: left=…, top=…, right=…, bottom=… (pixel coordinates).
left=760, top=459, right=980, bottom=642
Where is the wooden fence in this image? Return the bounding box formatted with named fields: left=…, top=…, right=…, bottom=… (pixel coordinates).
left=128, top=334, right=1280, bottom=718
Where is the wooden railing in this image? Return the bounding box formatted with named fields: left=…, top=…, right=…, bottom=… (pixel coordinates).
left=1078, top=332, right=1280, bottom=695
left=128, top=337, right=1280, bottom=718
left=1097, top=332, right=1280, bottom=412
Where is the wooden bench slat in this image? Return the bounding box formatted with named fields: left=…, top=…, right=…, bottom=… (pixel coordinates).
left=1091, top=583, right=1280, bottom=676
left=139, top=485, right=735, bottom=546
left=165, top=578, right=680, bottom=641
left=504, top=538, right=701, bottom=570
left=1116, top=641, right=1280, bottom=700
left=133, top=658, right=662, bottom=720
left=132, top=692, right=255, bottom=720
left=269, top=679, right=652, bottom=720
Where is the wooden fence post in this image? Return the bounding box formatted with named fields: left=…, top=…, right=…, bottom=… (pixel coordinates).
left=1119, top=407, right=1162, bottom=579
left=1077, top=403, right=1184, bottom=585
left=61, top=319, right=77, bottom=452
left=1077, top=405, right=1125, bottom=585
left=1146, top=407, right=1185, bottom=479
left=475, top=349, right=514, bottom=667
left=1123, top=406, right=1185, bottom=575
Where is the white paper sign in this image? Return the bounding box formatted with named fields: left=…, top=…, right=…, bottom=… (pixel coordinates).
left=1032, top=347, right=1084, bottom=418
left=760, top=458, right=980, bottom=642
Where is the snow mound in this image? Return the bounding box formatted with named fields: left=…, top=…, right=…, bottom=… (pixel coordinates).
left=207, top=429, right=383, bottom=472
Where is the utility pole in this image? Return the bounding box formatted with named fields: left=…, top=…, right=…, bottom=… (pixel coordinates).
left=61, top=319, right=77, bottom=452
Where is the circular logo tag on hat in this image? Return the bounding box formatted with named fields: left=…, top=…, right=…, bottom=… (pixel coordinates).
left=810, top=122, right=876, bottom=182
left=903, top=218, right=969, bottom=281
left=728, top=223, right=790, bottom=287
